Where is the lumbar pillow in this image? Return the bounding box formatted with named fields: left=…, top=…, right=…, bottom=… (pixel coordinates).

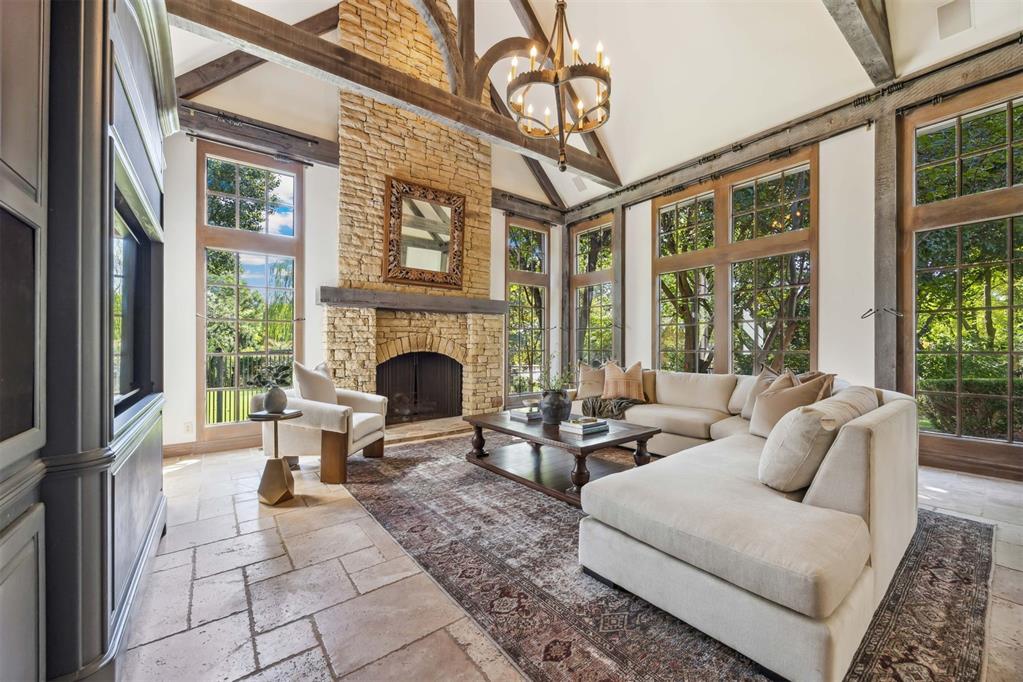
left=749, top=373, right=835, bottom=438
left=577, top=364, right=605, bottom=399
left=758, top=386, right=879, bottom=492
left=294, top=361, right=336, bottom=404
left=601, top=361, right=645, bottom=401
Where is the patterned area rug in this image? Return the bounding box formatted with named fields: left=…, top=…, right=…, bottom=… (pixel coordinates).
left=345, top=434, right=994, bottom=681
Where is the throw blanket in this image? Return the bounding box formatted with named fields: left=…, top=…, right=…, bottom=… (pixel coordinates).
left=581, top=396, right=644, bottom=420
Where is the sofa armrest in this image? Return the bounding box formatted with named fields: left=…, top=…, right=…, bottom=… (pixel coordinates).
left=274, top=396, right=352, bottom=433
left=335, top=389, right=387, bottom=416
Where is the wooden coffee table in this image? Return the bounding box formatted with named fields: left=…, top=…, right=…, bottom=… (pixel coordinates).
left=464, top=412, right=660, bottom=507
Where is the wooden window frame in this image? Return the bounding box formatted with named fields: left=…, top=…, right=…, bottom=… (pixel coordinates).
left=505, top=215, right=550, bottom=404
left=897, top=73, right=1023, bottom=479
left=650, top=146, right=820, bottom=374
left=569, top=214, right=615, bottom=370
left=195, top=140, right=305, bottom=443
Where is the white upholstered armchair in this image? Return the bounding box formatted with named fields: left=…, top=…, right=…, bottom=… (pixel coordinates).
left=250, top=388, right=387, bottom=484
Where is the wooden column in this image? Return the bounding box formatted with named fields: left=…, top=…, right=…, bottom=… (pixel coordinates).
left=611, top=206, right=626, bottom=364
left=873, top=114, right=898, bottom=389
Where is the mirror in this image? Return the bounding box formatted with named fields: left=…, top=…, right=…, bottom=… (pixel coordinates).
left=383, top=177, right=465, bottom=289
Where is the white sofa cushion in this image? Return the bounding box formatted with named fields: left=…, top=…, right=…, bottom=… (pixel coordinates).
left=759, top=387, right=879, bottom=492
left=351, top=412, right=385, bottom=441
left=709, top=414, right=750, bottom=440
left=623, top=403, right=730, bottom=440
left=581, top=435, right=871, bottom=619
left=655, top=371, right=737, bottom=413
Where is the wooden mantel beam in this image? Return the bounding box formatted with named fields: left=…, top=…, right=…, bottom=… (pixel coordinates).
left=822, top=0, right=896, bottom=85
left=166, top=0, right=621, bottom=188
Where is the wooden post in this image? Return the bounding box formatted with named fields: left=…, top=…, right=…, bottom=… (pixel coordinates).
left=873, top=115, right=898, bottom=389
left=611, top=205, right=626, bottom=364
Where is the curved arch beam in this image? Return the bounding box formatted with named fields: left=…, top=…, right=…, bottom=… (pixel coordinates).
left=470, top=36, right=539, bottom=101
left=407, top=0, right=463, bottom=94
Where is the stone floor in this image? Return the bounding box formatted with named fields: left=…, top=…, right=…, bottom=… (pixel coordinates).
left=383, top=415, right=472, bottom=444
left=119, top=442, right=1023, bottom=681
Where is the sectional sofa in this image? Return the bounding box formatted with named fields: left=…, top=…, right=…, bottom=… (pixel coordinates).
left=574, top=370, right=919, bottom=682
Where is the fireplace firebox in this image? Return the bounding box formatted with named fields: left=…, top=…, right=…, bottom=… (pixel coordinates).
left=376, top=352, right=462, bottom=424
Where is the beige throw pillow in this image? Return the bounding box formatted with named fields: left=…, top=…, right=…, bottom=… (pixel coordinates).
left=294, top=361, right=336, bottom=404
left=759, top=386, right=879, bottom=492
left=577, top=365, right=606, bottom=399
left=601, top=362, right=645, bottom=401
left=642, top=369, right=657, bottom=404
left=740, top=368, right=781, bottom=419
left=749, top=373, right=835, bottom=438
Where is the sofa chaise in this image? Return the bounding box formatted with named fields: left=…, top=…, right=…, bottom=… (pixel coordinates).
left=576, top=370, right=918, bottom=682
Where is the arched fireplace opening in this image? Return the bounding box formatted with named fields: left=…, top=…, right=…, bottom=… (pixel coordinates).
left=376, top=351, right=462, bottom=425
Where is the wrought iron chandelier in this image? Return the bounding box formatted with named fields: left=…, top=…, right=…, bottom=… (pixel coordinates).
left=506, top=0, right=610, bottom=172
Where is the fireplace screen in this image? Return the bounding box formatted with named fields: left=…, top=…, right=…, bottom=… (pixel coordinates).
left=376, top=352, right=462, bottom=424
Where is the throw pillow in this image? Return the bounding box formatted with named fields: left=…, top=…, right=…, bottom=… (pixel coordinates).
left=294, top=361, right=337, bottom=404
left=577, top=364, right=606, bottom=399
left=601, top=361, right=645, bottom=401
left=740, top=367, right=781, bottom=419
left=758, top=386, right=879, bottom=492
left=749, top=373, right=835, bottom=438
left=642, top=369, right=657, bottom=404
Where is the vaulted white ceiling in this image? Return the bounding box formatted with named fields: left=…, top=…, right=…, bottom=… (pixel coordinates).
left=169, top=0, right=1023, bottom=208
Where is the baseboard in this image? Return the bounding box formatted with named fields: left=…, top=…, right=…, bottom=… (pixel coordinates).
left=162, top=434, right=261, bottom=458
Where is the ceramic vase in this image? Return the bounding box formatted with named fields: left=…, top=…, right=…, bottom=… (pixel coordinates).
left=263, top=385, right=288, bottom=413
left=540, top=389, right=572, bottom=425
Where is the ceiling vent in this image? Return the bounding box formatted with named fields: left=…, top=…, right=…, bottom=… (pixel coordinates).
left=937, top=0, right=973, bottom=40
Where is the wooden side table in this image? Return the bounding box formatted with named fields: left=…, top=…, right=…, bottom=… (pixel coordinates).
left=250, top=409, right=303, bottom=505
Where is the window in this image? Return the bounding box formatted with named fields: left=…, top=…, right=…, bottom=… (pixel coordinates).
left=570, top=218, right=615, bottom=370
left=205, top=250, right=296, bottom=425
left=652, top=147, right=817, bottom=375
left=731, top=252, right=812, bottom=374
left=899, top=75, right=1023, bottom=475
left=657, top=266, right=714, bottom=372
left=112, top=213, right=139, bottom=404
left=196, top=141, right=303, bottom=440
left=914, top=98, right=1023, bottom=205
left=506, top=218, right=549, bottom=398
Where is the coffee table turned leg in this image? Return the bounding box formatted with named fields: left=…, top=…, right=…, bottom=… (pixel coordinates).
left=568, top=453, right=590, bottom=494
left=634, top=438, right=652, bottom=467
left=470, top=425, right=488, bottom=458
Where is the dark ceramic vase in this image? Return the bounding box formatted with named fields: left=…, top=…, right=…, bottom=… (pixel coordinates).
left=263, top=385, right=288, bottom=413
left=540, top=389, right=572, bottom=425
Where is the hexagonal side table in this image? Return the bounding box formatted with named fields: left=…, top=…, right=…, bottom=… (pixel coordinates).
left=250, top=408, right=303, bottom=505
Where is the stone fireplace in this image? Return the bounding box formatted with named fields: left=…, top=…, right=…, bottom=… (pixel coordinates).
left=320, top=0, right=505, bottom=416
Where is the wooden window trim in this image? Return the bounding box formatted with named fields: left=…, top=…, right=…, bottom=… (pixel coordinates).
left=650, top=147, right=819, bottom=374
left=897, top=75, right=1023, bottom=479
left=505, top=215, right=550, bottom=404
left=194, top=140, right=305, bottom=443
left=569, top=213, right=615, bottom=369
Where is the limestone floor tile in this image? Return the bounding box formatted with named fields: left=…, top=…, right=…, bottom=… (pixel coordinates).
left=197, top=493, right=236, bottom=521
left=996, top=541, right=1023, bottom=572
left=990, top=597, right=1023, bottom=648
left=340, top=627, right=485, bottom=681
left=194, top=528, right=285, bottom=578
left=987, top=635, right=1023, bottom=682
left=126, top=563, right=192, bottom=648
left=150, top=547, right=193, bottom=573
left=238, top=516, right=277, bottom=536
left=245, top=554, right=294, bottom=584
left=354, top=515, right=406, bottom=560
left=314, top=573, right=464, bottom=677
left=159, top=512, right=238, bottom=554
left=446, top=618, right=526, bottom=682
left=249, top=558, right=357, bottom=632
left=255, top=618, right=319, bottom=668
left=997, top=521, right=1023, bottom=545
left=994, top=566, right=1023, bottom=605
left=283, top=520, right=374, bottom=568
left=191, top=568, right=248, bottom=626
left=275, top=497, right=367, bottom=538
left=234, top=495, right=306, bottom=523
left=166, top=494, right=199, bottom=526
left=119, top=612, right=256, bottom=682
left=242, top=648, right=334, bottom=682
left=350, top=555, right=420, bottom=594
left=985, top=501, right=1023, bottom=526
left=340, top=546, right=387, bottom=574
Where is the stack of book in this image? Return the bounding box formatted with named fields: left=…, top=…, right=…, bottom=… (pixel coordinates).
left=560, top=416, right=609, bottom=435
left=509, top=407, right=541, bottom=422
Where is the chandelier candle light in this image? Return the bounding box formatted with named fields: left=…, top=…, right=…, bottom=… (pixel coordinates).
left=506, top=0, right=610, bottom=172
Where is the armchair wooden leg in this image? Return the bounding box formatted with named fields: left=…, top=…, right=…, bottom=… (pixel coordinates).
left=321, top=431, right=348, bottom=484
left=363, top=438, right=384, bottom=459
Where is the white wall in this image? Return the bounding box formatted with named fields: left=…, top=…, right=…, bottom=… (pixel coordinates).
left=818, top=126, right=876, bottom=385
left=624, top=201, right=653, bottom=368
left=162, top=133, right=341, bottom=445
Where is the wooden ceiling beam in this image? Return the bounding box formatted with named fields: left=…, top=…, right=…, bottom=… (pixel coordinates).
left=166, top=0, right=621, bottom=188
left=175, top=6, right=338, bottom=98
left=822, top=0, right=896, bottom=85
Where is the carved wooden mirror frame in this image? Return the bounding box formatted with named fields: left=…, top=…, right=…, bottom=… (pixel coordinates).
left=382, top=176, right=466, bottom=289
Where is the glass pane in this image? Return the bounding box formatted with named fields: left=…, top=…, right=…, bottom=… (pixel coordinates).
left=960, top=396, right=1008, bottom=439
left=206, top=158, right=235, bottom=193
left=267, top=202, right=295, bottom=236
left=206, top=286, right=235, bottom=319
left=960, top=104, right=1007, bottom=154
left=266, top=322, right=293, bottom=352
left=206, top=249, right=236, bottom=285
left=207, top=195, right=236, bottom=228
left=1013, top=99, right=1023, bottom=142
left=267, top=290, right=294, bottom=321
left=916, top=120, right=956, bottom=165
left=239, top=199, right=266, bottom=232
left=916, top=228, right=957, bottom=269
left=239, top=166, right=271, bottom=199
left=961, top=149, right=1007, bottom=195
left=508, top=225, right=545, bottom=272
left=916, top=270, right=957, bottom=311
left=238, top=287, right=266, bottom=320
left=238, top=322, right=266, bottom=353
left=961, top=308, right=1008, bottom=351
left=783, top=166, right=810, bottom=201
left=961, top=266, right=1008, bottom=309
left=732, top=182, right=754, bottom=214
left=1014, top=400, right=1023, bottom=443
left=916, top=162, right=956, bottom=204
left=731, top=213, right=754, bottom=242
left=206, top=389, right=237, bottom=426
left=1014, top=144, right=1023, bottom=186
left=756, top=173, right=782, bottom=207
left=916, top=312, right=957, bottom=352
left=206, top=355, right=236, bottom=389
left=239, top=253, right=268, bottom=287
left=206, top=322, right=236, bottom=354
left=917, top=392, right=956, bottom=435
left=961, top=354, right=1008, bottom=395
left=917, top=353, right=956, bottom=392
left=270, top=172, right=294, bottom=205
left=962, top=220, right=1008, bottom=263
